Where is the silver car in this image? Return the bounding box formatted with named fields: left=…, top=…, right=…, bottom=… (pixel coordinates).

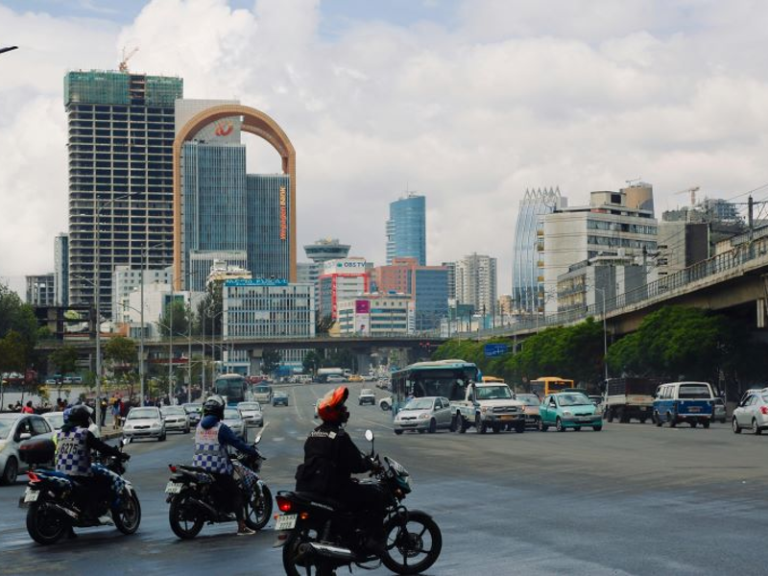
left=237, top=401, right=264, bottom=427
left=161, top=406, right=191, bottom=434
left=223, top=408, right=246, bottom=440
left=732, top=392, right=768, bottom=434
left=393, top=396, right=453, bottom=435
left=0, top=413, right=52, bottom=485
left=123, top=407, right=167, bottom=441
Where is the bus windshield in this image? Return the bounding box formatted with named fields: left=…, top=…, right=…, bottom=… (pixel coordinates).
left=214, top=375, right=246, bottom=406
left=530, top=377, right=574, bottom=398
left=390, top=360, right=479, bottom=415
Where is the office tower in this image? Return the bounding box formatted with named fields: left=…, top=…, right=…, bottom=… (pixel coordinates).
left=26, top=274, right=55, bottom=306
left=386, top=193, right=426, bottom=265
left=456, top=253, right=497, bottom=317
left=112, top=265, right=173, bottom=324
left=246, top=174, right=291, bottom=280
left=65, top=70, right=183, bottom=318
left=511, top=187, right=562, bottom=314
left=441, top=261, right=456, bottom=300
left=54, top=233, right=69, bottom=306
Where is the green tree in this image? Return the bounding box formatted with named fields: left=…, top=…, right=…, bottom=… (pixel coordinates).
left=104, top=337, right=137, bottom=373
left=0, top=283, right=38, bottom=371
left=195, top=281, right=223, bottom=336
left=316, top=315, right=334, bottom=335
left=261, top=349, right=282, bottom=374
left=159, top=300, right=191, bottom=337
left=0, top=330, right=29, bottom=373
left=49, top=345, right=79, bottom=386
left=303, top=350, right=324, bottom=375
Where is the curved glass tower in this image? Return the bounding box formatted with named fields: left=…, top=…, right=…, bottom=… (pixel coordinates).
left=511, top=187, right=561, bottom=313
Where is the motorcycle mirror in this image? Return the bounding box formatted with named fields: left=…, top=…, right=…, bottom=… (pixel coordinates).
left=121, top=437, right=132, bottom=447
left=365, top=429, right=374, bottom=442
left=253, top=422, right=268, bottom=444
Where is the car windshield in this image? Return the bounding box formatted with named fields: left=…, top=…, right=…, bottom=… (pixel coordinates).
left=404, top=398, right=434, bottom=411
left=161, top=407, right=185, bottom=415
left=238, top=402, right=261, bottom=411
left=128, top=408, right=159, bottom=419
left=557, top=393, right=592, bottom=406
left=475, top=386, right=512, bottom=400
left=255, top=386, right=271, bottom=393
left=224, top=409, right=241, bottom=420
left=45, top=413, right=65, bottom=429
left=360, top=389, right=374, bottom=396
left=0, top=416, right=19, bottom=439
left=678, top=384, right=712, bottom=399
left=516, top=394, right=540, bottom=406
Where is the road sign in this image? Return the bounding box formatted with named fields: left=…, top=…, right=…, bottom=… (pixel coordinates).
left=484, top=344, right=508, bottom=357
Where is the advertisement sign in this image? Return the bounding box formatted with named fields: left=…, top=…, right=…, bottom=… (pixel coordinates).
left=324, top=258, right=368, bottom=274
left=354, top=314, right=370, bottom=335
left=484, top=343, right=509, bottom=358
left=224, top=278, right=288, bottom=287
left=279, top=186, right=287, bottom=241
left=355, top=300, right=371, bottom=313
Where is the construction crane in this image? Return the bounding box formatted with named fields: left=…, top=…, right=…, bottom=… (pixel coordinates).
left=119, top=46, right=139, bottom=73
left=674, top=185, right=700, bottom=208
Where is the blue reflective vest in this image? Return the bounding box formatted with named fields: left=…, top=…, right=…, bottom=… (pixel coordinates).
left=55, top=427, right=92, bottom=477
left=193, top=421, right=232, bottom=474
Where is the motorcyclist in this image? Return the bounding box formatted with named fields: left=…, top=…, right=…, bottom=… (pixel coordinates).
left=55, top=404, right=129, bottom=523
left=295, top=385, right=386, bottom=554
left=193, top=394, right=260, bottom=536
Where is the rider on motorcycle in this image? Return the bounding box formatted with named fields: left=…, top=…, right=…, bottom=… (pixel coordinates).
left=193, top=394, right=260, bottom=536
left=295, top=385, right=386, bottom=553
left=55, top=404, right=129, bottom=522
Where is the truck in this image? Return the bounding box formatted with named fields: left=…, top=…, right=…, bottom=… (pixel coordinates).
left=451, top=380, right=526, bottom=434
left=316, top=368, right=345, bottom=383
left=603, top=377, right=659, bottom=423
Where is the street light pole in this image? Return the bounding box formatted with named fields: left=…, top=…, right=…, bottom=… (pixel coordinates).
left=139, top=240, right=170, bottom=407
left=593, top=286, right=609, bottom=382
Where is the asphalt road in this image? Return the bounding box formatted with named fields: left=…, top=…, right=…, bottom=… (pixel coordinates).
left=3, top=382, right=768, bottom=575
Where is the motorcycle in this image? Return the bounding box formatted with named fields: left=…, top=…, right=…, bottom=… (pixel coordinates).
left=275, top=430, right=442, bottom=576
left=21, top=437, right=141, bottom=545
left=165, top=426, right=273, bottom=539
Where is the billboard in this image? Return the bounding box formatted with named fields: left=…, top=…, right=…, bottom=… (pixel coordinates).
left=484, top=343, right=509, bottom=358
left=355, top=299, right=371, bottom=313
left=323, top=258, right=368, bottom=274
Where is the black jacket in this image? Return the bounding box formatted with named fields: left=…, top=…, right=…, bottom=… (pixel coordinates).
left=295, top=422, right=371, bottom=495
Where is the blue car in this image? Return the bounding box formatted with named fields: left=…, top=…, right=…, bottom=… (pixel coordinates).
left=652, top=381, right=714, bottom=428
left=538, top=392, right=603, bottom=432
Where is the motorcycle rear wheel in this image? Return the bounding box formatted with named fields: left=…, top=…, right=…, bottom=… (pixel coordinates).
left=26, top=501, right=69, bottom=545
left=381, top=510, right=442, bottom=575
left=244, top=484, right=273, bottom=531
left=169, top=492, right=204, bottom=539
left=114, top=492, right=141, bottom=535
left=282, top=527, right=337, bottom=576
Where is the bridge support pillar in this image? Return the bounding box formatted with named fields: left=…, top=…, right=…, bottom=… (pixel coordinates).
left=355, top=352, right=372, bottom=376
left=247, top=348, right=263, bottom=375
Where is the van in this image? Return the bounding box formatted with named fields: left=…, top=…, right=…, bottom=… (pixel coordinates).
left=652, top=381, right=714, bottom=428
left=252, top=384, right=273, bottom=403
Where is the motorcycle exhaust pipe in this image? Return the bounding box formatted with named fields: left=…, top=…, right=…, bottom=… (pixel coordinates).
left=309, top=542, right=356, bottom=561
left=46, top=502, right=80, bottom=520
left=187, top=497, right=218, bottom=519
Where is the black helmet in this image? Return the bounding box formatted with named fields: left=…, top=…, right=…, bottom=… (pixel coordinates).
left=68, top=404, right=93, bottom=427
left=202, top=395, right=225, bottom=419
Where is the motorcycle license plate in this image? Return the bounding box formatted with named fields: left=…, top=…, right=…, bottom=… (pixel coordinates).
left=24, top=489, right=39, bottom=503
left=165, top=482, right=183, bottom=494
left=275, top=514, right=297, bottom=531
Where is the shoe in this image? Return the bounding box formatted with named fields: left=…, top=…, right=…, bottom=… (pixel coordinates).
left=236, top=527, right=257, bottom=536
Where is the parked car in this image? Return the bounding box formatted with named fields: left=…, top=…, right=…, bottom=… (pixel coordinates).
left=538, top=392, right=603, bottom=432
left=653, top=381, right=714, bottom=428
left=160, top=406, right=191, bottom=434
left=182, top=403, right=202, bottom=425
left=712, top=397, right=727, bottom=424
left=122, top=406, right=167, bottom=441
left=393, top=397, right=452, bottom=434
left=516, top=393, right=542, bottom=427
left=272, top=391, right=289, bottom=407
left=0, top=413, right=53, bottom=484
left=358, top=389, right=376, bottom=406
left=223, top=408, right=246, bottom=440
left=237, top=401, right=264, bottom=427
left=732, top=391, right=768, bottom=434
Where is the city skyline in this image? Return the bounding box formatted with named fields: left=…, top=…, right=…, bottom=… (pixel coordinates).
left=4, top=0, right=768, bottom=298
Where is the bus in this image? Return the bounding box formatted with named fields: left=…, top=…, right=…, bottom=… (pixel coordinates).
left=390, top=359, right=479, bottom=415
left=213, top=374, right=247, bottom=406
left=529, top=376, right=575, bottom=399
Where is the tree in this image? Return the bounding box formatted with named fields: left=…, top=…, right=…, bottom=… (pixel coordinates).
left=316, top=315, right=334, bottom=335
left=49, top=345, right=79, bottom=384
left=303, top=350, right=324, bottom=375
left=261, top=349, right=282, bottom=375
left=104, top=337, right=137, bottom=372
left=195, top=281, right=223, bottom=336
left=0, top=330, right=29, bottom=373
left=159, top=300, right=191, bottom=337
left=0, top=283, right=38, bottom=372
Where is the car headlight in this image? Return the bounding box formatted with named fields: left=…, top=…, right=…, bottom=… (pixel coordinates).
left=563, top=411, right=572, bottom=416
left=419, top=413, right=430, bottom=420
left=480, top=407, right=487, bottom=413
left=0, top=440, right=7, bottom=451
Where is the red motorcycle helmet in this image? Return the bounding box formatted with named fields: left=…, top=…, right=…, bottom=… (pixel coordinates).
left=317, top=386, right=350, bottom=425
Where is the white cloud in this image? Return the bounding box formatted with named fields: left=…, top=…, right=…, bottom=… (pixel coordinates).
left=2, top=0, right=768, bottom=297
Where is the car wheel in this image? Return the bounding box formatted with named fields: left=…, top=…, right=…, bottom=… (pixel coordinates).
left=654, top=412, right=662, bottom=427
left=640, top=418, right=647, bottom=424
left=478, top=417, right=487, bottom=434
left=1, top=456, right=18, bottom=485
left=593, top=425, right=603, bottom=432
left=459, top=415, right=469, bottom=434
left=702, top=420, right=710, bottom=429
left=417, top=429, right=426, bottom=434
left=690, top=421, right=697, bottom=428
left=184, top=426, right=190, bottom=434
left=556, top=418, right=565, bottom=432
left=394, top=429, right=403, bottom=435
left=492, top=424, right=501, bottom=434
left=668, top=413, right=676, bottom=428
left=514, top=423, right=525, bottom=433
left=159, top=430, right=167, bottom=442
left=428, top=419, right=437, bottom=434
left=573, top=426, right=581, bottom=431
left=732, top=417, right=741, bottom=434
left=537, top=419, right=548, bottom=432
left=606, top=409, right=614, bottom=423
left=753, top=419, right=762, bottom=435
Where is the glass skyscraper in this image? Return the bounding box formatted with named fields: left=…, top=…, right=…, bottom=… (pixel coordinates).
left=511, top=187, right=561, bottom=313
left=65, top=70, right=183, bottom=318
left=246, top=175, right=291, bottom=280
left=386, top=193, right=426, bottom=265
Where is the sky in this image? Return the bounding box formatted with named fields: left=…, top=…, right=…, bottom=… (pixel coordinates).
left=3, top=0, right=768, bottom=299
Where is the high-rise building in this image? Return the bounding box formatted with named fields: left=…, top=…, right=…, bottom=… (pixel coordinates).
left=511, top=187, right=562, bottom=314
left=65, top=70, right=183, bottom=318
left=26, top=274, right=55, bottom=307
left=189, top=250, right=248, bottom=293
left=318, top=258, right=370, bottom=321
left=54, top=233, right=69, bottom=306
left=386, top=193, right=426, bottom=265
left=338, top=293, right=414, bottom=335
left=112, top=265, right=172, bottom=324
left=456, top=253, right=497, bottom=317
left=441, top=261, right=456, bottom=300
left=246, top=174, right=291, bottom=280
left=542, top=188, right=657, bottom=312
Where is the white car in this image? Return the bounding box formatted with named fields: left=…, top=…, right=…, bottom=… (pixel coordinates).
left=223, top=408, right=246, bottom=440
left=161, top=406, right=191, bottom=434
left=0, top=413, right=53, bottom=485
left=123, top=407, right=167, bottom=442
left=237, top=401, right=264, bottom=427
left=358, top=389, right=376, bottom=406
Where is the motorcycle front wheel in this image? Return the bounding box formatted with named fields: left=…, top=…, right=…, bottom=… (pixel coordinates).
left=244, top=484, right=273, bottom=531
left=282, top=527, right=337, bottom=576
left=114, top=491, right=141, bottom=535
left=381, top=510, right=442, bottom=575
left=169, top=492, right=204, bottom=539
left=26, top=500, right=69, bottom=545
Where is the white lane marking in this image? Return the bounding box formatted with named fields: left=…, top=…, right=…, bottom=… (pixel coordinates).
left=272, top=436, right=285, bottom=442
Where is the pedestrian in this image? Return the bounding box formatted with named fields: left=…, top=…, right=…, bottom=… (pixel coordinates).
left=100, top=397, right=107, bottom=428
left=22, top=401, right=35, bottom=414
left=112, top=398, right=121, bottom=429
